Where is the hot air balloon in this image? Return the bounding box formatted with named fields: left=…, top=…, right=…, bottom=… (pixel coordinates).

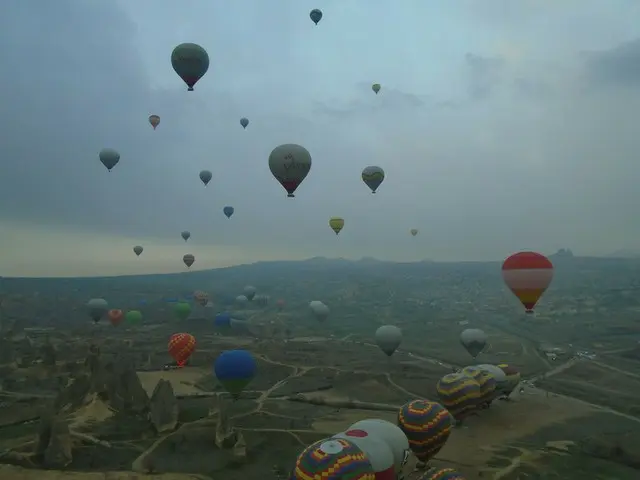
left=99, top=148, right=120, bottom=172
left=290, top=438, right=375, bottom=480
left=375, top=325, right=402, bottom=357
left=181, top=231, right=191, bottom=242
left=268, top=144, right=312, bottom=197
left=199, top=170, right=212, bottom=186
left=309, top=300, right=330, bottom=322
left=397, top=399, right=452, bottom=464
left=125, top=310, right=143, bottom=325
left=235, top=295, right=248, bottom=307
left=173, top=302, right=191, bottom=321
left=436, top=372, right=481, bottom=422
left=171, top=43, right=209, bottom=91
left=459, top=328, right=487, bottom=358
left=214, top=312, right=232, bottom=328
left=332, top=429, right=395, bottom=479
left=502, top=251, right=554, bottom=313
left=410, top=229, right=418, bottom=237
left=329, top=217, right=345, bottom=235
left=276, top=299, right=285, bottom=311
left=497, top=364, right=521, bottom=398
left=476, top=364, right=509, bottom=398
left=240, top=117, right=249, bottom=129
left=193, top=290, right=209, bottom=307
left=214, top=349, right=257, bottom=399
left=183, top=254, right=195, bottom=268
left=168, top=333, right=196, bottom=367
left=243, top=286, right=256, bottom=301
left=148, top=115, right=160, bottom=130
left=223, top=206, right=234, bottom=218
left=372, top=83, right=381, bottom=94
left=133, top=245, right=143, bottom=256
left=254, top=295, right=270, bottom=307
left=86, top=298, right=108, bottom=323
left=309, top=8, right=323, bottom=25
left=349, top=419, right=410, bottom=477
left=423, top=467, right=466, bottom=479
left=361, top=166, right=385, bottom=194
left=461, top=366, right=497, bottom=407
left=107, top=309, right=123, bottom=327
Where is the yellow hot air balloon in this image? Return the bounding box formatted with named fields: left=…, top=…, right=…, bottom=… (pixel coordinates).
left=329, top=217, right=345, bottom=235
left=149, top=114, right=160, bottom=130
left=410, top=229, right=418, bottom=237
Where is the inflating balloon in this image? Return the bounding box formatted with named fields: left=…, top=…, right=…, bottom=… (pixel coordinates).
left=170, top=43, right=209, bottom=91
left=461, top=366, right=497, bottom=407
left=133, top=245, right=143, bottom=256
left=168, top=333, right=196, bottom=367
left=199, top=170, right=212, bottom=186
left=183, top=254, right=195, bottom=268
left=372, top=83, right=381, bottom=94
left=214, top=349, right=257, bottom=399
left=107, top=309, right=123, bottom=327
left=240, top=117, right=249, bottom=129
left=459, top=328, right=487, bottom=358
left=436, top=373, right=481, bottom=422
left=332, top=430, right=395, bottom=479
left=329, top=217, right=345, bottom=235
left=349, top=419, right=410, bottom=477
left=181, top=231, right=191, bottom=242
left=375, top=325, right=402, bottom=357
left=398, top=399, right=452, bottom=463
left=148, top=115, right=160, bottom=130
left=243, top=286, right=256, bottom=301
left=99, top=148, right=120, bottom=172
left=86, top=298, right=108, bottom=324
left=361, top=166, right=385, bottom=193
left=290, top=437, right=375, bottom=480
left=223, top=206, right=234, bottom=218
left=502, top=251, right=554, bottom=313
left=309, top=9, right=323, bottom=25
left=268, top=144, right=312, bottom=197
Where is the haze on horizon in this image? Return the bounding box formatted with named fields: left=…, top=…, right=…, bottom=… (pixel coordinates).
left=1, top=0, right=640, bottom=277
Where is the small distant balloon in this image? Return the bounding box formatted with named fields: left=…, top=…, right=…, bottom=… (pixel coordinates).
left=410, top=229, right=418, bottom=237
left=148, top=115, right=160, bottom=130
left=240, top=117, right=249, bottom=129
left=375, top=325, right=402, bottom=357
left=183, top=254, right=195, bottom=268
left=223, top=206, right=234, bottom=218
left=170, top=43, right=209, bottom=91
left=99, top=148, right=120, bottom=172
left=108, top=309, right=123, bottom=327
left=199, top=170, right=212, bottom=186
left=276, top=299, right=285, bottom=311
left=268, top=144, right=312, bottom=198
left=125, top=310, right=143, bottom=324
left=173, top=302, right=192, bottom=321
left=133, top=245, right=143, bottom=256
left=243, top=285, right=256, bottom=301
left=372, top=83, right=381, bottom=94
left=168, top=333, right=196, bottom=367
left=329, top=217, right=345, bottom=235
left=309, top=9, right=323, bottom=25
left=86, top=298, right=108, bottom=324
left=361, top=166, right=385, bottom=194
left=181, top=231, right=191, bottom=242
left=460, top=328, right=487, bottom=358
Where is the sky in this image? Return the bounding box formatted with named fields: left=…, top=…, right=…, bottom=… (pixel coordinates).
left=1, top=0, right=640, bottom=276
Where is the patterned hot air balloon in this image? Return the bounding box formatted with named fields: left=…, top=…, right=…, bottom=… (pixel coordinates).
left=502, top=251, right=554, bottom=313
left=107, top=309, right=123, bottom=327
left=332, top=429, right=395, bottom=479
left=148, top=114, right=160, bottom=130
left=461, top=366, right=497, bottom=407
left=361, top=166, right=385, bottom=194
left=436, top=373, right=481, bottom=422
left=422, top=467, right=466, bottom=480
left=290, top=437, right=375, bottom=480
left=397, top=399, right=452, bottom=463
left=329, top=217, right=345, bottom=235
left=214, top=349, right=256, bottom=399
left=268, top=144, right=312, bottom=198
left=168, top=333, right=196, bottom=367
left=193, top=290, right=209, bottom=307
left=497, top=364, right=521, bottom=398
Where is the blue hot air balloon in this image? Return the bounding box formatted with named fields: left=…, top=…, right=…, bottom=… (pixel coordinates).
left=214, top=350, right=256, bottom=399
left=214, top=312, right=232, bottom=327
left=223, top=206, right=234, bottom=219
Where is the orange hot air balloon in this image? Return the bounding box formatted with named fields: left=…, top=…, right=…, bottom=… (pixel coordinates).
left=168, top=333, right=196, bottom=367
left=108, top=309, right=124, bottom=326
left=502, top=251, right=554, bottom=313
left=149, top=114, right=160, bottom=130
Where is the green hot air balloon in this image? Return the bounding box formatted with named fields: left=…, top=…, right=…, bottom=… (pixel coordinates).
left=171, top=43, right=210, bottom=91
left=361, top=166, right=385, bottom=194
left=375, top=325, right=402, bottom=357
left=372, top=83, right=381, bottom=94
left=174, top=302, right=192, bottom=321
left=125, top=310, right=143, bottom=324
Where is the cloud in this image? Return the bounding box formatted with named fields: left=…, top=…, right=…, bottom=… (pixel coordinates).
left=583, top=39, right=640, bottom=88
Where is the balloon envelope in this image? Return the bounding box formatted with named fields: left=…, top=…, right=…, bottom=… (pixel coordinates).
left=502, top=251, right=554, bottom=313
left=459, top=328, right=487, bottom=358
left=349, top=419, right=409, bottom=475
left=461, top=366, right=497, bottom=405
left=214, top=350, right=257, bottom=398
left=148, top=114, right=160, bottom=129
left=173, top=302, right=191, bottom=320
left=199, top=170, right=212, bottom=186
left=99, top=148, right=120, bottom=171
left=290, top=437, right=375, bottom=480
left=183, top=254, right=195, bottom=268
left=125, top=310, right=143, bottom=324
left=243, top=286, right=256, bottom=301
left=410, top=229, right=418, bottom=237
left=170, top=43, right=209, bottom=91
left=332, top=430, right=394, bottom=478
left=133, top=245, right=143, bottom=256
left=181, top=231, right=191, bottom=241
left=309, top=9, right=323, bottom=25
left=268, top=144, right=312, bottom=197
left=375, top=325, right=402, bottom=356
left=223, top=206, right=234, bottom=218
left=214, top=312, right=232, bottom=327
left=361, top=166, right=385, bottom=193
left=168, top=333, right=196, bottom=366
left=436, top=373, right=481, bottom=421
left=86, top=298, right=108, bottom=323
left=372, top=83, right=381, bottom=94
left=397, top=399, right=452, bottom=463
left=107, top=309, right=123, bottom=326
left=329, top=217, right=345, bottom=235
left=240, top=117, right=249, bottom=128
left=425, top=467, right=466, bottom=480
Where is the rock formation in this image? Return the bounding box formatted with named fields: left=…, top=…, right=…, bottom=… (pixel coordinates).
left=40, top=338, right=57, bottom=366
left=36, top=413, right=72, bottom=468
left=105, top=357, right=148, bottom=413
left=149, top=379, right=178, bottom=433
left=215, top=401, right=237, bottom=449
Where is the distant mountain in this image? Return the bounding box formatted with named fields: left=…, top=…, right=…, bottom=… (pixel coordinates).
left=549, top=248, right=574, bottom=259
left=606, top=249, right=640, bottom=259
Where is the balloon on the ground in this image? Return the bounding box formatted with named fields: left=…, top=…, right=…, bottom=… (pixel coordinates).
left=422, top=467, right=466, bottom=479
left=168, top=333, right=196, bottom=367
left=240, top=117, right=249, bottom=129
left=461, top=366, right=497, bottom=406
left=193, top=290, right=209, bottom=307
left=199, top=170, right=212, bottom=186
left=181, top=231, right=191, bottom=241
left=171, top=43, right=209, bottom=91
left=436, top=372, right=481, bottom=421
left=214, top=349, right=257, bottom=399
left=86, top=298, right=108, bottom=323
left=375, top=325, right=402, bottom=357
left=460, top=328, right=487, bottom=358
left=183, top=254, right=195, bottom=268
left=148, top=115, right=160, bottom=130
left=372, top=83, right=381, bottom=94
left=476, top=364, right=508, bottom=392
left=502, top=251, right=554, bottom=313
left=497, top=364, right=521, bottom=397
left=223, top=206, right=234, bottom=218
left=107, top=309, right=123, bottom=327
left=133, top=245, right=143, bottom=256
left=329, top=217, right=345, bottom=235
left=125, top=310, right=143, bottom=324
left=290, top=437, right=375, bottom=480
left=268, top=143, right=312, bottom=197
left=309, top=9, right=323, bottom=25
left=361, top=166, right=385, bottom=193
left=397, top=399, right=452, bottom=463
left=243, top=286, right=256, bottom=301
left=410, top=229, right=418, bottom=237
left=99, top=148, right=120, bottom=172
left=173, top=302, right=191, bottom=320
left=349, top=419, right=410, bottom=476
left=332, top=429, right=395, bottom=479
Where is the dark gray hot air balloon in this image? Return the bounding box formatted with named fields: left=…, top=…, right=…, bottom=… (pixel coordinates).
left=86, top=298, right=108, bottom=324
left=268, top=144, right=312, bottom=197
left=181, top=231, right=191, bottom=242
left=240, top=117, right=249, bottom=129
left=310, top=9, right=323, bottom=25
left=223, top=206, right=234, bottom=218
left=361, top=166, right=385, bottom=193
left=99, top=148, right=120, bottom=172
left=171, top=43, right=210, bottom=91
left=460, top=328, right=487, bottom=358
left=133, top=245, right=143, bottom=256
left=243, top=285, right=256, bottom=301
left=199, top=170, right=212, bottom=186
left=183, top=254, right=195, bottom=268
left=375, top=325, right=402, bottom=357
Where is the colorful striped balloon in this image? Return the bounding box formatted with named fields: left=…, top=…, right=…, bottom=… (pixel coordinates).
left=461, top=366, right=497, bottom=406
left=436, top=373, right=481, bottom=421
left=397, top=399, right=452, bottom=462
left=289, top=437, right=375, bottom=480
left=502, top=251, right=554, bottom=313
left=497, top=364, right=521, bottom=396
left=421, top=467, right=466, bottom=479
